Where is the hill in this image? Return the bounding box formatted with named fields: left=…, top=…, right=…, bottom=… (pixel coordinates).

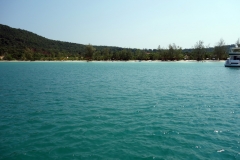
left=0, top=24, right=86, bottom=60
left=0, top=24, right=230, bottom=61
left=0, top=24, right=126, bottom=60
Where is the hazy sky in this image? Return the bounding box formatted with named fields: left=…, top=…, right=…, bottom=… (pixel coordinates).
left=0, top=0, right=239, bottom=49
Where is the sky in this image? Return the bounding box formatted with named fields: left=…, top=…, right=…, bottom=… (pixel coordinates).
left=0, top=0, right=239, bottom=49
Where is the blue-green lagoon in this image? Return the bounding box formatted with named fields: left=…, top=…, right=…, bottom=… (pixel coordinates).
left=0, top=61, right=240, bottom=159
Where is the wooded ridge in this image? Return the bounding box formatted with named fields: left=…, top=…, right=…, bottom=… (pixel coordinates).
left=0, top=24, right=234, bottom=61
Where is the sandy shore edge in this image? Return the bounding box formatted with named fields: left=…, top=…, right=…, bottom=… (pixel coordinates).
left=0, top=60, right=225, bottom=63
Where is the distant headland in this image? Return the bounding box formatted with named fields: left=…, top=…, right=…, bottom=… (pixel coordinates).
left=0, top=24, right=238, bottom=61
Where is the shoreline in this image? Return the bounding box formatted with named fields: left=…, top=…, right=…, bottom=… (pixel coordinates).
left=0, top=60, right=226, bottom=63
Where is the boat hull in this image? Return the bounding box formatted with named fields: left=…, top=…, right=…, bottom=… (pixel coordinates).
left=225, top=63, right=240, bottom=67
left=225, top=65, right=240, bottom=67
left=225, top=58, right=240, bottom=67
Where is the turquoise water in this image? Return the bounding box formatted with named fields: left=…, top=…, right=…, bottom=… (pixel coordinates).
left=0, top=61, right=240, bottom=159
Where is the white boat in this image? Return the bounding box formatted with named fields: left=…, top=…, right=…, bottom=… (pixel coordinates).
left=225, top=46, right=240, bottom=67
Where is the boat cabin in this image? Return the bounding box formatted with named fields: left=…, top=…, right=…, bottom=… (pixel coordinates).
left=225, top=47, right=240, bottom=67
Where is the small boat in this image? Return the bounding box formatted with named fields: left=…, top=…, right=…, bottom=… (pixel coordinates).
left=225, top=46, right=240, bottom=67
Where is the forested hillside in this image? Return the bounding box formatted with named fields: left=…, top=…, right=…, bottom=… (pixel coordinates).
left=0, top=24, right=86, bottom=60
left=0, top=24, right=231, bottom=61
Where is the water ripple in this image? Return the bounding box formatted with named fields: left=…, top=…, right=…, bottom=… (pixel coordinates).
left=0, top=62, right=240, bottom=159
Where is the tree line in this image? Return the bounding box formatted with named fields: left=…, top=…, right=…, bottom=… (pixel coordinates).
left=0, top=24, right=238, bottom=61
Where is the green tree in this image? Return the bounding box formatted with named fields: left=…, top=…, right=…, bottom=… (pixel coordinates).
left=167, top=43, right=182, bottom=61
left=3, top=53, right=13, bottom=60
left=125, top=50, right=133, bottom=60
left=152, top=53, right=159, bottom=60
left=102, top=48, right=110, bottom=60
left=25, top=51, right=33, bottom=60
left=92, top=50, right=101, bottom=60
left=168, top=44, right=174, bottom=60
left=112, top=51, right=120, bottom=60
left=193, top=40, right=205, bottom=61
left=156, top=46, right=164, bottom=60
left=214, top=39, right=227, bottom=60
left=161, top=49, right=168, bottom=61
left=136, top=50, right=147, bottom=60
left=175, top=47, right=183, bottom=61
left=85, top=44, right=95, bottom=60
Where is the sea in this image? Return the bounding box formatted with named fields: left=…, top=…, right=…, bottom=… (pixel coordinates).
left=0, top=61, right=240, bottom=159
